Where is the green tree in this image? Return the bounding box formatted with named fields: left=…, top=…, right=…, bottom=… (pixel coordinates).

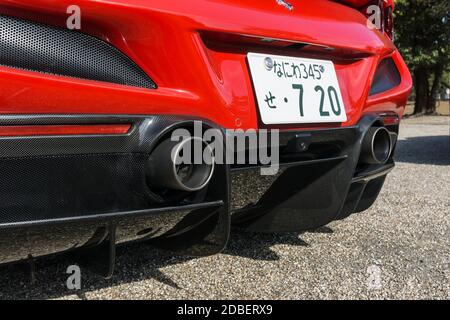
left=395, top=0, right=450, bottom=114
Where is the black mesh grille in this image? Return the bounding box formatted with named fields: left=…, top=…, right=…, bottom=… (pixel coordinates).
left=0, top=153, right=152, bottom=225
left=0, top=15, right=156, bottom=88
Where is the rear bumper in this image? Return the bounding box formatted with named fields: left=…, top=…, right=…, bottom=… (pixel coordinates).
left=0, top=1, right=411, bottom=274
left=0, top=114, right=396, bottom=271
left=0, top=1, right=411, bottom=130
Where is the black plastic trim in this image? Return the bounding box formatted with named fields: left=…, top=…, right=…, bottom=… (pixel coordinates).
left=352, top=162, right=395, bottom=183
left=0, top=201, right=224, bottom=230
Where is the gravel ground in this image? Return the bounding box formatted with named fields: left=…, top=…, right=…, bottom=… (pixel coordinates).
left=0, top=116, right=448, bottom=300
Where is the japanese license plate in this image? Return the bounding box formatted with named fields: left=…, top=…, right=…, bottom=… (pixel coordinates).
left=247, top=52, right=347, bottom=124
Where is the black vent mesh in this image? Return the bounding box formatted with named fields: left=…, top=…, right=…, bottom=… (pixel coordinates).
left=0, top=15, right=156, bottom=89
left=0, top=153, right=151, bottom=225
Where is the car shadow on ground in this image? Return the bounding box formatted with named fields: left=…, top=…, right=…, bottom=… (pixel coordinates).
left=222, top=228, right=310, bottom=261
left=0, top=226, right=331, bottom=299
left=395, top=135, right=450, bottom=166
left=0, top=244, right=188, bottom=299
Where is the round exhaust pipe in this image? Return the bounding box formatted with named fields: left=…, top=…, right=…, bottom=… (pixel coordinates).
left=360, top=127, right=392, bottom=165
left=147, top=136, right=215, bottom=192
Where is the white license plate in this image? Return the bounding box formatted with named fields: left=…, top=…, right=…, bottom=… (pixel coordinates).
left=247, top=53, right=347, bottom=124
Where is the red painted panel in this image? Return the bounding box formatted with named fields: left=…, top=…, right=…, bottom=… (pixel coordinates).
left=0, top=0, right=411, bottom=130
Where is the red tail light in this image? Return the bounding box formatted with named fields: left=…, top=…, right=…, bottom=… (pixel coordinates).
left=0, top=124, right=131, bottom=137
left=383, top=2, right=394, bottom=40
left=362, top=0, right=395, bottom=40
left=336, top=0, right=395, bottom=40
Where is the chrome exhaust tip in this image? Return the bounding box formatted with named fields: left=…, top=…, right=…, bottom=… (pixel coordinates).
left=360, top=127, right=392, bottom=165
left=147, top=136, right=215, bottom=192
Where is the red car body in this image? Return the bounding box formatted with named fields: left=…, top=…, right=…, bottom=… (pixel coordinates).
left=0, top=0, right=411, bottom=276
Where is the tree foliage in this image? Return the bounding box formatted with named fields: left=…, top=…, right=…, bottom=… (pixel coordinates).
left=395, top=0, right=450, bottom=113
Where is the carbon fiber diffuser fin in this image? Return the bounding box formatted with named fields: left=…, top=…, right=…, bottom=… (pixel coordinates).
left=0, top=15, right=156, bottom=89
